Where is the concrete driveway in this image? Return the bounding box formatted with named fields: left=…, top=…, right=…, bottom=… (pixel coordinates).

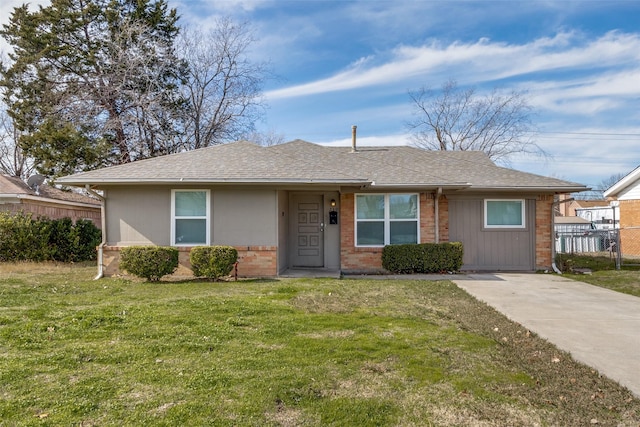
left=453, top=273, right=640, bottom=398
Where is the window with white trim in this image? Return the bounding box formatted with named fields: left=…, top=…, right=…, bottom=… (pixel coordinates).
left=171, top=190, right=210, bottom=245
left=484, top=199, right=525, bottom=228
left=355, top=194, right=419, bottom=246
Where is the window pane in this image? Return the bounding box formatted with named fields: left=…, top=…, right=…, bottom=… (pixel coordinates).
left=175, top=191, right=206, bottom=217
left=390, top=221, right=418, bottom=244
left=486, top=201, right=523, bottom=226
left=357, top=222, right=384, bottom=245
left=175, top=219, right=206, bottom=244
left=390, top=194, right=417, bottom=219
left=356, top=195, right=384, bottom=219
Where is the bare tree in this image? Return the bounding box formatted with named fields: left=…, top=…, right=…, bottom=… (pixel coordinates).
left=599, top=172, right=627, bottom=193
left=0, top=104, right=34, bottom=179
left=242, top=128, right=286, bottom=146
left=407, top=80, right=544, bottom=164
left=178, top=19, right=268, bottom=150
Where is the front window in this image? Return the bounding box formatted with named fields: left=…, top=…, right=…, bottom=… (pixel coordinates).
left=172, top=190, right=210, bottom=245
left=356, top=194, right=418, bottom=246
left=484, top=199, right=525, bottom=228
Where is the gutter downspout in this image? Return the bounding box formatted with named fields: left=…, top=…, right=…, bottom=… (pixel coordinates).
left=85, top=185, right=106, bottom=280
left=434, top=187, right=442, bottom=243
left=551, top=197, right=574, bottom=274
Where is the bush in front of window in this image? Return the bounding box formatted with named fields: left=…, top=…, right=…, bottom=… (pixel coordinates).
left=120, top=246, right=179, bottom=281
left=190, top=246, right=238, bottom=280
left=382, top=242, right=464, bottom=274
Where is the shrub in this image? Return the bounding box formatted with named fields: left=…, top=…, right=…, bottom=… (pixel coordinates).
left=0, top=212, right=101, bottom=262
left=120, top=246, right=179, bottom=281
left=0, top=212, right=49, bottom=261
left=190, top=246, right=238, bottom=280
left=382, top=242, right=464, bottom=274
left=73, top=219, right=102, bottom=261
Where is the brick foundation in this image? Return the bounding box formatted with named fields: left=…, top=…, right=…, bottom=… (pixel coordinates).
left=100, top=245, right=277, bottom=279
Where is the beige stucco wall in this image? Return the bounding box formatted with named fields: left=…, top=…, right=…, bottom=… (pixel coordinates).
left=104, top=186, right=278, bottom=247
left=277, top=190, right=289, bottom=274
left=211, top=189, right=277, bottom=246
left=105, top=186, right=171, bottom=245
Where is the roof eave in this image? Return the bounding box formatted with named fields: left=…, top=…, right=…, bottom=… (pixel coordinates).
left=603, top=165, right=640, bottom=198
left=366, top=183, right=471, bottom=190
left=464, top=185, right=590, bottom=193
left=17, top=194, right=101, bottom=208
left=57, top=178, right=373, bottom=187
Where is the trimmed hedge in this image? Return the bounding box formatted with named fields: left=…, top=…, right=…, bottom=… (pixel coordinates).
left=0, top=212, right=101, bottom=262
left=120, top=246, right=179, bottom=282
left=382, top=242, right=464, bottom=274
left=190, top=246, right=238, bottom=280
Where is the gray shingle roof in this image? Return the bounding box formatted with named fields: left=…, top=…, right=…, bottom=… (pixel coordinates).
left=57, top=140, right=588, bottom=192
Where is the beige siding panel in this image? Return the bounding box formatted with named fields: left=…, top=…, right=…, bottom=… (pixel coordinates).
left=277, top=190, right=289, bottom=274
left=449, top=197, right=535, bottom=271
left=322, top=191, right=341, bottom=269
left=212, top=189, right=277, bottom=246
left=106, top=187, right=171, bottom=245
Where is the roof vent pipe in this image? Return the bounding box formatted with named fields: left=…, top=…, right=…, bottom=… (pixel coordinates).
left=351, top=125, right=357, bottom=152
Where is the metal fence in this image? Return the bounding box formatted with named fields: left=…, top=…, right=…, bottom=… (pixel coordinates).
left=555, top=228, right=621, bottom=268
left=555, top=226, right=640, bottom=268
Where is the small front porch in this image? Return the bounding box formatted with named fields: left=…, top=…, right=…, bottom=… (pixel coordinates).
left=280, top=268, right=341, bottom=279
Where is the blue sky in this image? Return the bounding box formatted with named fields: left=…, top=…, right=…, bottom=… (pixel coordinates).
left=2, top=1, right=639, bottom=190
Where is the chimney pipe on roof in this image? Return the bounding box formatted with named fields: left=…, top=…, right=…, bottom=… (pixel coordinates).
left=351, top=125, right=357, bottom=152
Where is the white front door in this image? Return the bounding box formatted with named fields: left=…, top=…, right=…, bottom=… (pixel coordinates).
left=290, top=194, right=324, bottom=267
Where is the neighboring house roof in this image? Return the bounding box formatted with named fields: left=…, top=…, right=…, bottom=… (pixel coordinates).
left=0, top=174, right=100, bottom=207
left=603, top=164, right=640, bottom=198
left=57, top=140, right=588, bottom=192
left=555, top=216, right=592, bottom=224
left=572, top=200, right=609, bottom=209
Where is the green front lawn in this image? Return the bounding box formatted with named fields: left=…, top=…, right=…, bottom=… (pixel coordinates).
left=555, top=253, right=640, bottom=297
left=1, top=263, right=638, bottom=426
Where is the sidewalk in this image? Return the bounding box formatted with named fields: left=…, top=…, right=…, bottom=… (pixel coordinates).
left=453, top=273, right=640, bottom=398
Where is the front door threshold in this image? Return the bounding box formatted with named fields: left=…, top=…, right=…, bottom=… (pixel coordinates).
left=280, top=268, right=341, bottom=279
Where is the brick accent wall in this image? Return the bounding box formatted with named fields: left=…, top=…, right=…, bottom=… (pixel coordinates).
left=340, top=193, right=385, bottom=273
left=340, top=192, right=445, bottom=273
left=101, top=245, right=277, bottom=278
left=420, top=193, right=435, bottom=242
left=535, top=195, right=554, bottom=269
left=619, top=200, right=640, bottom=256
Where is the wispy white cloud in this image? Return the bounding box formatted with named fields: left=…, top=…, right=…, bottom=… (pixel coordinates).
left=526, top=69, right=640, bottom=115
left=265, top=31, right=640, bottom=103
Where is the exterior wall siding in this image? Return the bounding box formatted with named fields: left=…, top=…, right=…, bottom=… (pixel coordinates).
left=104, top=186, right=278, bottom=247
left=106, top=187, right=170, bottom=245
left=617, top=182, right=640, bottom=201
left=447, top=194, right=556, bottom=271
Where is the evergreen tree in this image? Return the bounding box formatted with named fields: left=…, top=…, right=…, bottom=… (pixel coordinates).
left=0, top=0, right=187, bottom=177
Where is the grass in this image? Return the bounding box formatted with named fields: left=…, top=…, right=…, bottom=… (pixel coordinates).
left=555, top=253, right=640, bottom=297
left=1, top=263, right=639, bottom=426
